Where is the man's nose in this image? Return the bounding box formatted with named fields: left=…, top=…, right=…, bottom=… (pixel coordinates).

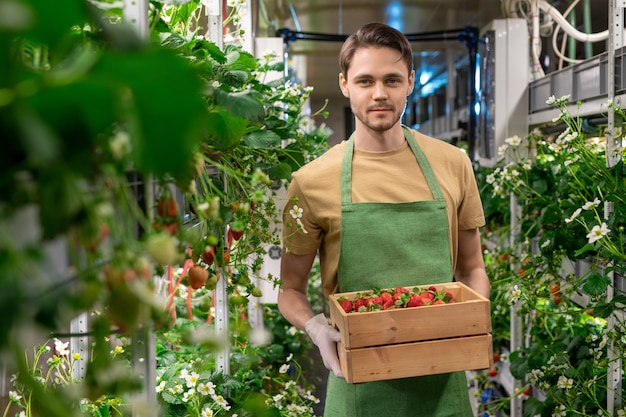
left=372, top=82, right=388, bottom=100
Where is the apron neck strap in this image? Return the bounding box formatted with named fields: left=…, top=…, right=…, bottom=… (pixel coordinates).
left=340, top=126, right=444, bottom=205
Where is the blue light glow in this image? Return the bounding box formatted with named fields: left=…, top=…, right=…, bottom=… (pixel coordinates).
left=385, top=1, right=404, bottom=32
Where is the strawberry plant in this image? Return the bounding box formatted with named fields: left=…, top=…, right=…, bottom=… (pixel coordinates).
left=0, top=0, right=330, bottom=415
left=473, top=94, right=626, bottom=417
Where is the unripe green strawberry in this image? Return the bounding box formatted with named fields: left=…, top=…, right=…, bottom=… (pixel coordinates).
left=146, top=233, right=179, bottom=265
left=229, top=295, right=248, bottom=306
left=205, top=273, right=219, bottom=290
left=206, top=234, right=219, bottom=246
left=193, top=152, right=205, bottom=177
left=208, top=196, right=220, bottom=219
left=251, top=287, right=263, bottom=297
left=133, top=256, right=153, bottom=280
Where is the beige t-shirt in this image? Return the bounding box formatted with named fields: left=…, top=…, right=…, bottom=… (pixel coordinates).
left=282, top=129, right=485, bottom=298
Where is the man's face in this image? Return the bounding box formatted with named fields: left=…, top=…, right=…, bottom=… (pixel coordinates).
left=339, top=46, right=414, bottom=133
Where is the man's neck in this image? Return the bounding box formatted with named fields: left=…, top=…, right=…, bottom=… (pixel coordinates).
left=353, top=124, right=406, bottom=152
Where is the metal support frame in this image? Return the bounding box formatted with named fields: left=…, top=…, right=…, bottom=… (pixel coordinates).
left=70, top=312, right=89, bottom=380
left=123, top=0, right=149, bottom=39
left=606, top=1, right=624, bottom=414
left=204, top=0, right=230, bottom=376
left=122, top=1, right=156, bottom=414
left=509, top=194, right=524, bottom=417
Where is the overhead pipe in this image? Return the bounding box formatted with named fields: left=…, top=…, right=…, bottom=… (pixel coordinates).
left=583, top=0, right=593, bottom=58
left=538, top=0, right=608, bottom=43
left=276, top=26, right=478, bottom=46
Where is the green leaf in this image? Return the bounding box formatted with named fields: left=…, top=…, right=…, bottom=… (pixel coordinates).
left=593, top=302, right=614, bottom=318
left=160, top=390, right=181, bottom=405
left=95, top=46, right=208, bottom=182
left=243, top=130, right=281, bottom=149
left=508, top=352, right=528, bottom=380
left=574, top=243, right=595, bottom=257
left=196, top=39, right=226, bottom=64
left=280, top=148, right=305, bottom=172
left=522, top=397, right=545, bottom=417
left=214, top=89, right=264, bottom=123
left=219, top=69, right=250, bottom=88
left=531, top=177, right=548, bottom=195
left=151, top=0, right=196, bottom=5
left=226, top=47, right=257, bottom=72
left=24, top=80, right=118, bottom=171
left=204, top=108, right=247, bottom=151
left=38, top=169, right=83, bottom=238
left=265, top=162, right=292, bottom=180
left=581, top=272, right=610, bottom=296
left=161, top=33, right=187, bottom=50
left=540, top=203, right=562, bottom=228
left=611, top=295, right=626, bottom=305
left=23, top=0, right=88, bottom=46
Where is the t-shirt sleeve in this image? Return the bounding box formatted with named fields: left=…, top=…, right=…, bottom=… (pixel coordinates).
left=281, top=174, right=324, bottom=255
left=458, top=154, right=486, bottom=230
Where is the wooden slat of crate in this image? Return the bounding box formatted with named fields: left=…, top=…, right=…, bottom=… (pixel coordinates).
left=338, top=334, right=493, bottom=384
left=329, top=282, right=491, bottom=349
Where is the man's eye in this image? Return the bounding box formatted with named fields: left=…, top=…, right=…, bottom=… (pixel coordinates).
left=387, top=79, right=400, bottom=84
left=357, top=79, right=371, bottom=85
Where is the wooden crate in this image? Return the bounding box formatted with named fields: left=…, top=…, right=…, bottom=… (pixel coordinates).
left=338, top=334, right=493, bottom=384
left=329, top=281, right=491, bottom=349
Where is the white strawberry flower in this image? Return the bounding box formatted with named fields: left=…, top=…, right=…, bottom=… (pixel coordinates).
left=586, top=223, right=610, bottom=244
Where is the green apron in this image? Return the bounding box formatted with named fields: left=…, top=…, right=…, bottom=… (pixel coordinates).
left=324, top=127, right=473, bottom=417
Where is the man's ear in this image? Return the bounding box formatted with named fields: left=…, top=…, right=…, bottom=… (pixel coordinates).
left=339, top=73, right=349, bottom=98
left=407, top=70, right=415, bottom=96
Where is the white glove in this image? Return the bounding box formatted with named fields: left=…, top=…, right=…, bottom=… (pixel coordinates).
left=305, top=313, right=344, bottom=378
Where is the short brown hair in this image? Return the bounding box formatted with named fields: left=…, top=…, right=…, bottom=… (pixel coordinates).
left=339, top=22, right=414, bottom=78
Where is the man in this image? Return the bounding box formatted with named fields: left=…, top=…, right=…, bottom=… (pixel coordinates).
left=278, top=22, right=490, bottom=417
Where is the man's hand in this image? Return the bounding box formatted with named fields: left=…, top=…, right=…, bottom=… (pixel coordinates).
left=305, top=313, right=344, bottom=378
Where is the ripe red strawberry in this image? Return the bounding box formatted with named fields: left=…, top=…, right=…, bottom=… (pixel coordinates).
left=153, top=220, right=179, bottom=235
left=382, top=300, right=395, bottom=310
left=432, top=300, right=446, bottom=305
left=156, top=195, right=178, bottom=218
left=420, top=294, right=433, bottom=306
left=202, top=246, right=215, bottom=265
left=354, top=298, right=367, bottom=312
left=407, top=294, right=424, bottom=307
left=393, top=286, right=410, bottom=303
left=380, top=292, right=393, bottom=304
left=421, top=291, right=435, bottom=301
left=229, top=228, right=244, bottom=241
left=188, top=266, right=209, bottom=290
left=395, top=286, right=408, bottom=295
left=488, top=368, right=498, bottom=377
left=523, top=386, right=532, bottom=396
left=366, top=296, right=383, bottom=308
left=338, top=298, right=353, bottom=313
left=550, top=283, right=563, bottom=305
left=217, top=249, right=230, bottom=267
left=428, top=286, right=437, bottom=292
